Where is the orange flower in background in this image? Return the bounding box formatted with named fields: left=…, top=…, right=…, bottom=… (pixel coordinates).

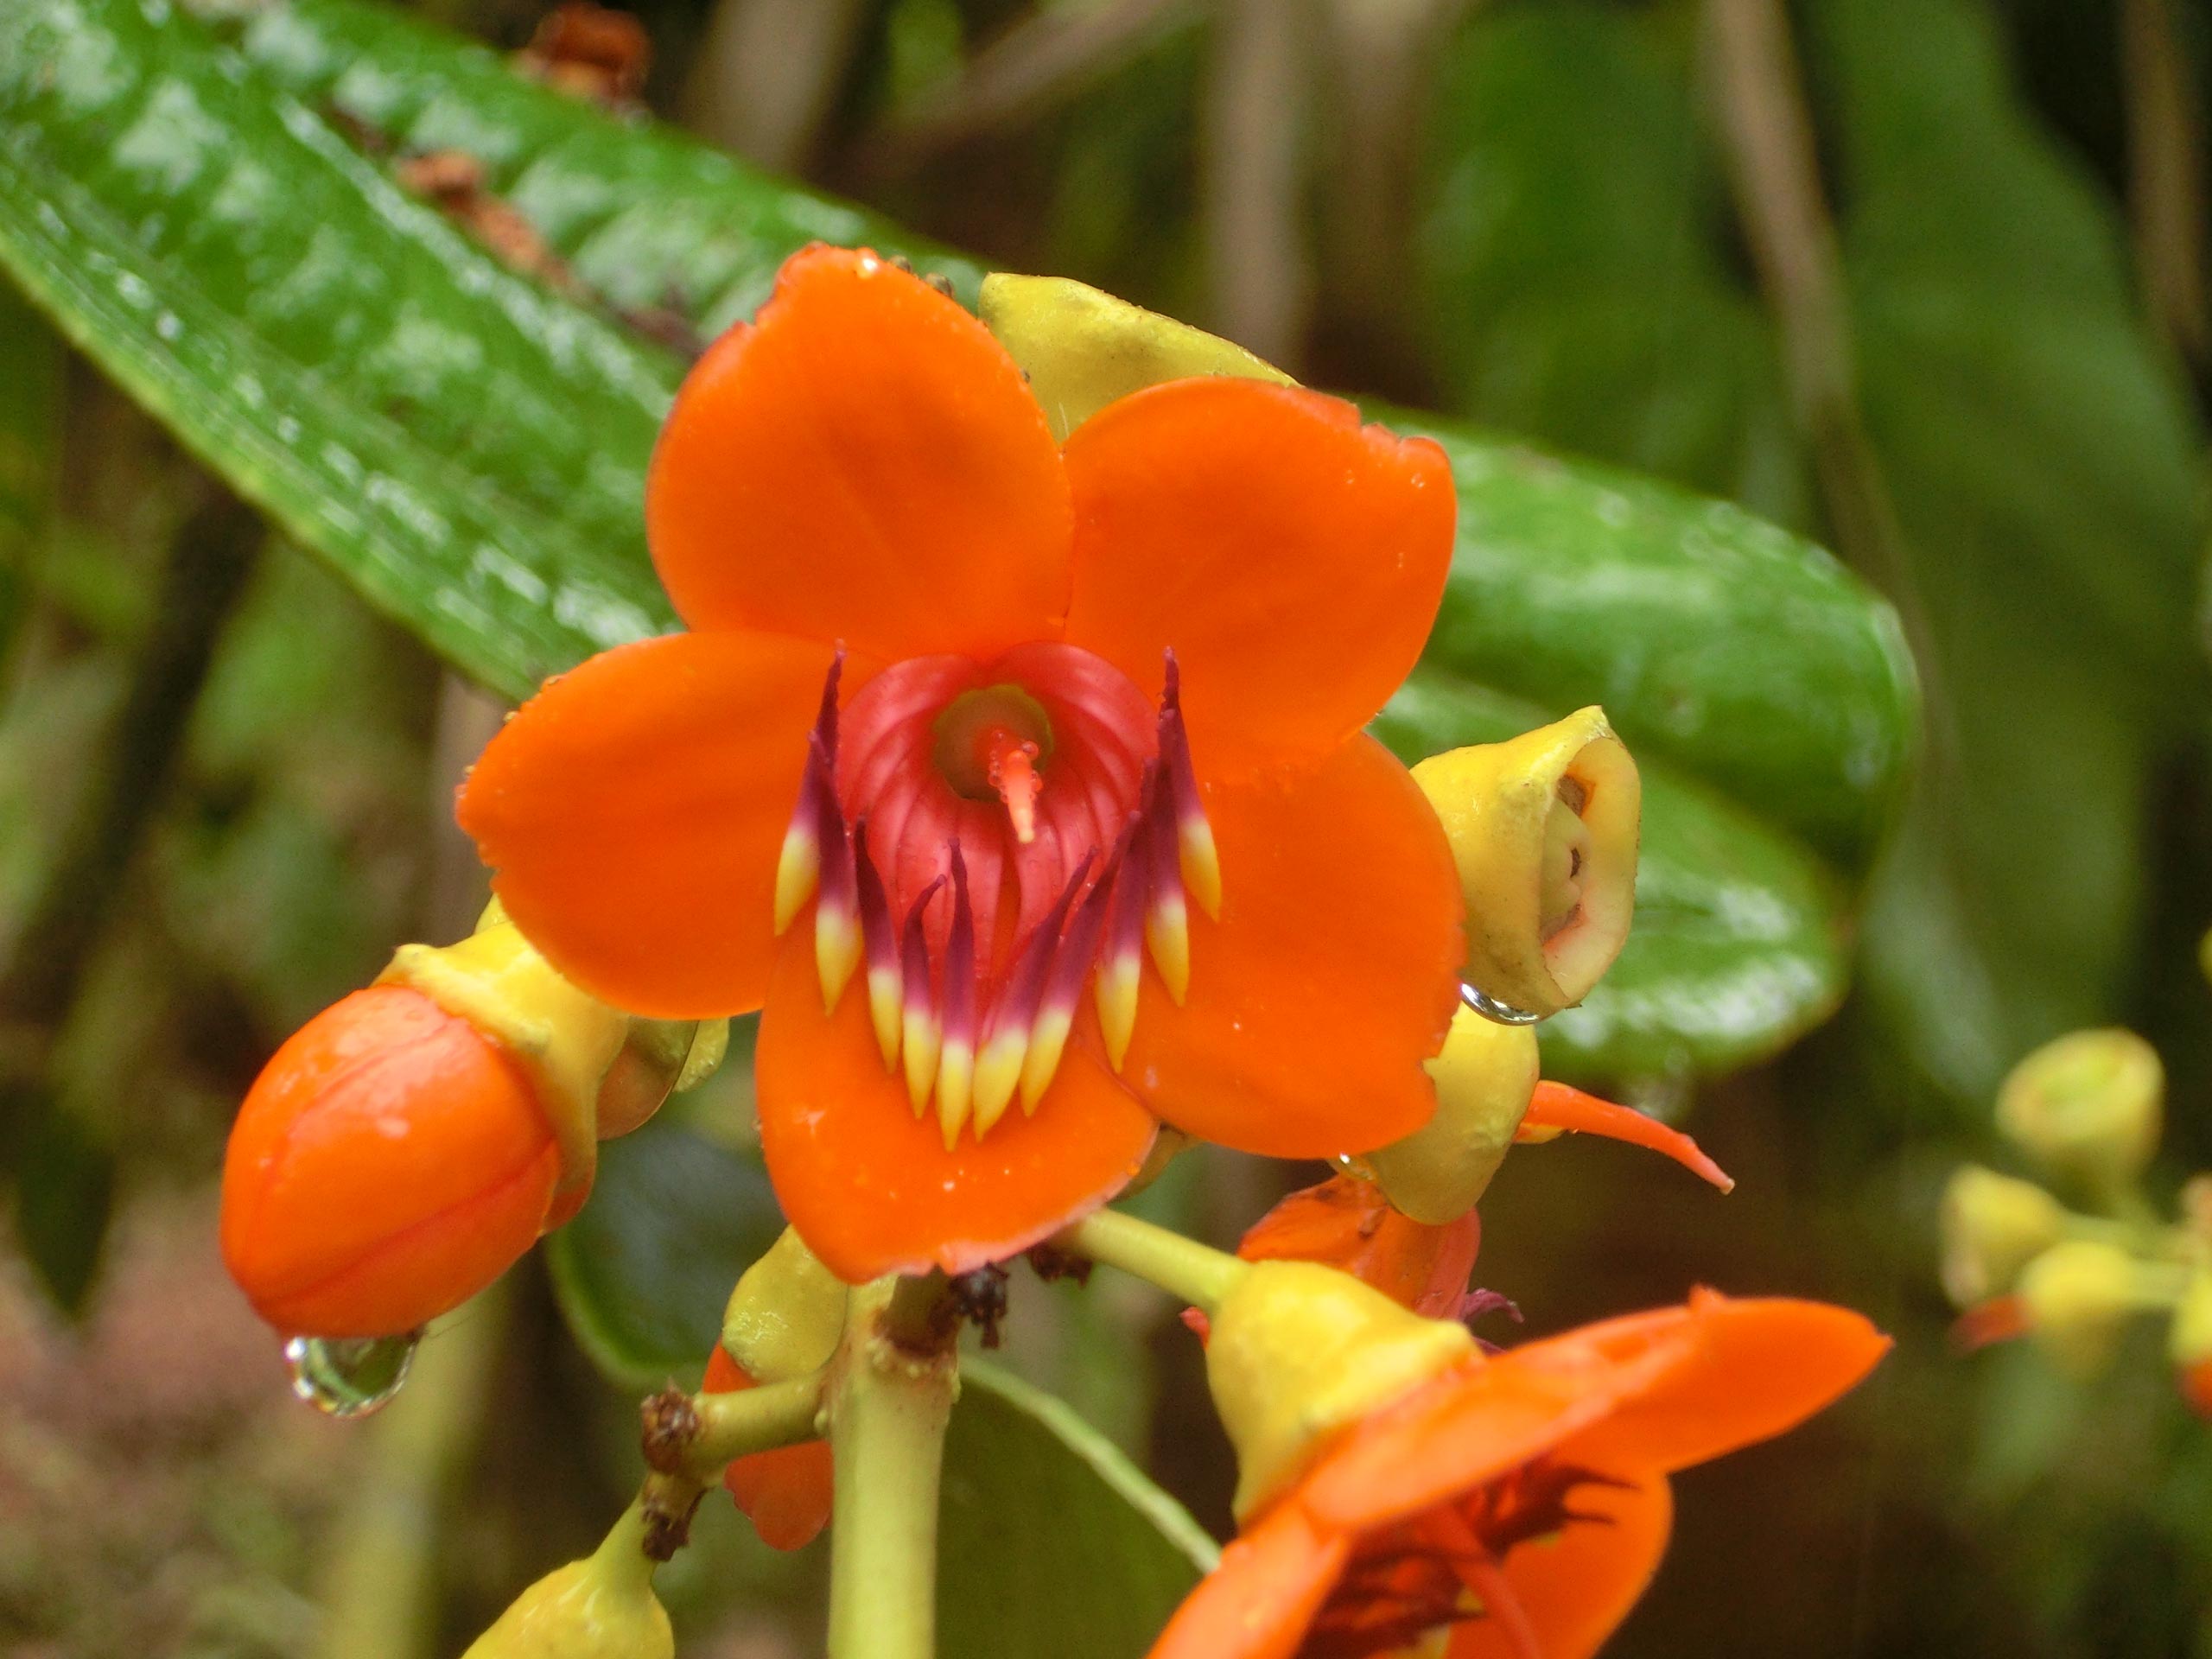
left=459, top=246, right=1463, bottom=1284
left=703, top=1344, right=834, bottom=1550
left=1152, top=1291, right=1887, bottom=1659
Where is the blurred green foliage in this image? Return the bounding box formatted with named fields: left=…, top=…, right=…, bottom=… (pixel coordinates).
left=3, top=0, right=2210, bottom=1656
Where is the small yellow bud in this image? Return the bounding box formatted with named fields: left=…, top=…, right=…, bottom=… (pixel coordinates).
left=1366, top=1008, right=1540, bottom=1224
left=1938, top=1166, right=2069, bottom=1306
left=2015, top=1240, right=2146, bottom=1377
left=721, top=1227, right=848, bottom=1383
left=464, top=1505, right=671, bottom=1659
left=977, top=272, right=1295, bottom=442
left=1205, top=1261, right=1477, bottom=1521
left=1994, top=1028, right=2163, bottom=1192
left=1410, top=709, right=1640, bottom=1018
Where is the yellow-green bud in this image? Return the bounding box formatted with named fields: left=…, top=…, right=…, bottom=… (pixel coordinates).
left=2015, top=1240, right=2145, bottom=1377
left=1366, top=1009, right=1540, bottom=1224
left=1994, top=1028, right=2163, bottom=1192
left=463, top=1506, right=671, bottom=1659
left=1205, top=1261, right=1477, bottom=1521
left=1410, top=709, right=1640, bottom=1018
left=721, top=1227, right=848, bottom=1382
left=1939, top=1166, right=2069, bottom=1306
left=977, top=272, right=1295, bottom=442
left=2171, top=1271, right=2212, bottom=1369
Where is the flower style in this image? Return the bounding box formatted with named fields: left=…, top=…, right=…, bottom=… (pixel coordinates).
left=458, top=247, right=1463, bottom=1282
left=1154, top=1290, right=1887, bottom=1659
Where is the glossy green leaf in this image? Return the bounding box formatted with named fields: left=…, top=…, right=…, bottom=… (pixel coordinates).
left=1377, top=671, right=1847, bottom=1084
left=941, top=1360, right=1213, bottom=1659
left=0, top=0, right=1916, bottom=1081
left=543, top=1118, right=784, bottom=1391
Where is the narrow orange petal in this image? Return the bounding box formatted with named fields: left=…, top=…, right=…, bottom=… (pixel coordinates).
left=647, top=246, right=1072, bottom=662
left=458, top=630, right=835, bottom=1019
left=1950, top=1294, right=2031, bottom=1352
left=1119, top=736, right=1462, bottom=1159
left=1551, top=1291, right=1889, bottom=1478
left=1063, top=378, right=1454, bottom=776
left=1446, top=1473, right=1674, bottom=1659
left=704, top=1345, right=834, bottom=1551
left=1237, top=1174, right=1481, bottom=1320
left=1519, top=1082, right=1735, bottom=1192
left=754, top=938, right=1156, bottom=1284
left=1146, top=1503, right=1347, bottom=1659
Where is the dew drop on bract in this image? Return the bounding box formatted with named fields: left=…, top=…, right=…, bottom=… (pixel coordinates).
left=1459, top=982, right=1543, bottom=1026
left=282, top=1330, right=423, bottom=1418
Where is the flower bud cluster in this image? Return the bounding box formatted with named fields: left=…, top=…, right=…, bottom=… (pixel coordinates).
left=1941, top=1027, right=2212, bottom=1410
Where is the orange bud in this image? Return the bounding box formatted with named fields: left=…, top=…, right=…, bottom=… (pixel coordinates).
left=703, top=1344, right=835, bottom=1550
left=220, top=985, right=560, bottom=1338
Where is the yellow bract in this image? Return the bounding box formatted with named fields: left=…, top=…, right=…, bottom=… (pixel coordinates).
left=1995, top=1027, right=2164, bottom=1194
left=463, top=1505, right=671, bottom=1659
left=721, top=1226, right=849, bottom=1382
left=1938, top=1165, right=2069, bottom=1306
left=1205, top=1261, right=1477, bottom=1521
left=1367, top=1007, right=1540, bottom=1224
left=978, top=272, right=1294, bottom=442
left=1410, top=707, right=1640, bottom=1018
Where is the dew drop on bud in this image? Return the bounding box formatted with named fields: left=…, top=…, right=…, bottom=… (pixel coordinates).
left=282, top=1330, right=423, bottom=1418
left=1459, top=982, right=1542, bottom=1027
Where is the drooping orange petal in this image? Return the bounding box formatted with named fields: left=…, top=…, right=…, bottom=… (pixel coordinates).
left=1117, top=736, right=1462, bottom=1159
left=459, top=630, right=835, bottom=1019
left=1519, top=1081, right=1735, bottom=1192
left=1237, top=1174, right=1481, bottom=1320
left=646, top=246, right=1073, bottom=662
left=704, top=1345, right=835, bottom=1551
left=1542, top=1291, right=1889, bottom=1478
left=1299, top=1338, right=1682, bottom=1535
left=1446, top=1471, right=1674, bottom=1659
left=1146, top=1502, right=1348, bottom=1659
left=1062, top=378, right=1454, bottom=776
left=753, top=938, right=1156, bottom=1284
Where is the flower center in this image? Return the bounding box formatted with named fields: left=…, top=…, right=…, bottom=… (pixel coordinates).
left=770, top=645, right=1221, bottom=1150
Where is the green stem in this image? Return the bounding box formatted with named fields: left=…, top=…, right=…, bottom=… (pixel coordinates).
left=588, top=1497, right=658, bottom=1587
left=1056, top=1207, right=1249, bottom=1313
left=687, top=1371, right=825, bottom=1472
left=825, top=1281, right=958, bottom=1659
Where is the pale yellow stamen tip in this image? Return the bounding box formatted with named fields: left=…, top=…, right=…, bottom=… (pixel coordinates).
left=1096, top=958, right=1139, bottom=1071
left=772, top=829, right=818, bottom=936
left=937, top=1042, right=976, bottom=1149
left=1020, top=1007, right=1074, bottom=1112
left=1146, top=896, right=1191, bottom=1006
left=866, top=967, right=902, bottom=1071
left=972, top=1030, right=1027, bottom=1138
left=815, top=912, right=861, bottom=1013
left=1179, top=821, right=1222, bottom=919
left=903, top=1009, right=942, bottom=1116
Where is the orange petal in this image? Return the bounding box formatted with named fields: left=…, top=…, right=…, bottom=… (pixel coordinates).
left=754, top=938, right=1157, bottom=1283
left=1543, top=1291, right=1890, bottom=1477
left=1446, top=1471, right=1674, bottom=1659
left=1520, top=1082, right=1735, bottom=1192
left=220, top=987, right=560, bottom=1337
left=705, top=1345, right=834, bottom=1551
left=1118, top=736, right=1462, bottom=1159
left=459, top=630, right=834, bottom=1019
left=1298, top=1353, right=1652, bottom=1535
left=1147, top=1503, right=1348, bottom=1659
left=1062, top=378, right=1453, bottom=776
left=646, top=246, right=1072, bottom=662
left=1238, top=1173, right=1481, bottom=1320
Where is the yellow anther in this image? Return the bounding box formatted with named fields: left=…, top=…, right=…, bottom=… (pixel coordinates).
left=772, top=823, right=818, bottom=937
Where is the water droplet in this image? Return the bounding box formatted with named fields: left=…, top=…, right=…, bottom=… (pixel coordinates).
left=1459, top=982, right=1543, bottom=1026
left=1331, top=1152, right=1378, bottom=1181
left=282, top=1330, right=423, bottom=1418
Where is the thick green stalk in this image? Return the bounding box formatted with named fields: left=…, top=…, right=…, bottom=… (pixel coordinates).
left=824, top=1280, right=959, bottom=1659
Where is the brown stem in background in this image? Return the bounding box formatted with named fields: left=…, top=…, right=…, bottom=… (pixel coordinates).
left=681, top=0, right=868, bottom=175
left=2121, top=0, right=2209, bottom=376
left=852, top=0, right=1195, bottom=179
left=1204, top=0, right=1318, bottom=369
left=1700, top=0, right=1941, bottom=719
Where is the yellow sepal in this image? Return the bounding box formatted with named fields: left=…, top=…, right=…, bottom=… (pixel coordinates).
left=721, top=1227, right=849, bottom=1383
left=1938, top=1165, right=2068, bottom=1306
left=1367, top=1009, right=1540, bottom=1224
left=462, top=1503, right=671, bottom=1659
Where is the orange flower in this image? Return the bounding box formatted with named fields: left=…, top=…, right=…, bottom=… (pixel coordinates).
left=220, top=986, right=562, bottom=1337
left=702, top=1344, right=834, bottom=1550
left=1152, top=1290, right=1886, bottom=1659
left=1236, top=1174, right=1483, bottom=1322
left=459, top=247, right=1462, bottom=1283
